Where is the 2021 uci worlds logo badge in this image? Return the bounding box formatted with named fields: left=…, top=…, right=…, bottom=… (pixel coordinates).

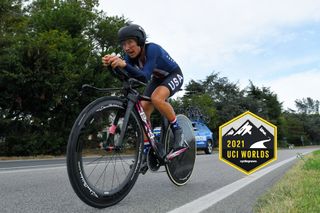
left=219, top=111, right=277, bottom=175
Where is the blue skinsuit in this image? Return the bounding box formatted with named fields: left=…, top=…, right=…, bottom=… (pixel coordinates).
left=124, top=43, right=179, bottom=83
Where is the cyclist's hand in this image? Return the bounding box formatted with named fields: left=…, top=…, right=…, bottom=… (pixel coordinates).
left=102, top=54, right=126, bottom=69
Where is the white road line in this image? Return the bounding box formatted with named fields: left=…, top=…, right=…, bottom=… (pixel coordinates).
left=0, top=164, right=67, bottom=174
left=0, top=163, right=66, bottom=170
left=0, top=157, right=65, bottom=163
left=0, top=159, right=133, bottom=174
left=168, top=151, right=313, bottom=213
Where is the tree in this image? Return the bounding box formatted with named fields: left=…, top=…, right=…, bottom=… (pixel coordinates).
left=281, top=112, right=307, bottom=146
left=243, top=81, right=284, bottom=140
left=290, top=97, right=320, bottom=145
left=295, top=97, right=319, bottom=115
left=182, top=73, right=286, bottom=145
left=0, top=0, right=30, bottom=155
left=201, top=72, right=246, bottom=126
left=0, top=0, right=127, bottom=156
left=184, top=79, right=205, bottom=97
left=89, top=15, right=126, bottom=54
left=244, top=81, right=282, bottom=122
left=182, top=72, right=245, bottom=136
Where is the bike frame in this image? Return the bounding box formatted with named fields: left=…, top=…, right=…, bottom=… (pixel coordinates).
left=113, top=93, right=186, bottom=162
left=91, top=68, right=187, bottom=162
left=98, top=79, right=167, bottom=161
left=133, top=97, right=188, bottom=161
left=135, top=99, right=167, bottom=159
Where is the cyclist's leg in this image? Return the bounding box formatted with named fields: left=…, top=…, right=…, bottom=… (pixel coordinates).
left=150, top=86, right=175, bottom=121
left=140, top=100, right=154, bottom=152
left=150, top=68, right=184, bottom=122
left=151, top=86, right=186, bottom=151
left=141, top=78, right=160, bottom=131
left=140, top=100, right=154, bottom=124
left=141, top=81, right=157, bottom=141
left=139, top=83, right=157, bottom=173
left=150, top=69, right=187, bottom=151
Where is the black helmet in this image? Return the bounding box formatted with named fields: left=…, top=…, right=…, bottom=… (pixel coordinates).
left=118, top=24, right=146, bottom=46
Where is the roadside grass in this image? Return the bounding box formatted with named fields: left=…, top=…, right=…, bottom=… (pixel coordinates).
left=254, top=150, right=320, bottom=213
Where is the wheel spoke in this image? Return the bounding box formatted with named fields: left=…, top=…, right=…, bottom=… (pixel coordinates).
left=94, top=154, right=114, bottom=187
left=117, top=153, right=129, bottom=175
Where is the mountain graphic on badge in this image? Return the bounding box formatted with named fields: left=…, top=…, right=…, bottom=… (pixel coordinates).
left=223, top=120, right=272, bottom=149
left=225, top=128, right=236, bottom=136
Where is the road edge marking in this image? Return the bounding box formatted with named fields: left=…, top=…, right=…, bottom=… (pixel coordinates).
left=0, top=165, right=66, bottom=174
left=168, top=150, right=313, bottom=213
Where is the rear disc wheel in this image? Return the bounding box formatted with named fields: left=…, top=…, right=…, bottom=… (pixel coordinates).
left=164, top=114, right=196, bottom=186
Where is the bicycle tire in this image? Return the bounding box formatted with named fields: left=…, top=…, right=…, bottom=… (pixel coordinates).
left=164, top=114, right=196, bottom=186
left=67, top=97, right=144, bottom=208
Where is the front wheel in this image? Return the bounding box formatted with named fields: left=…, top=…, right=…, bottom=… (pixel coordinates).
left=66, top=97, right=144, bottom=208
left=164, top=114, right=196, bottom=186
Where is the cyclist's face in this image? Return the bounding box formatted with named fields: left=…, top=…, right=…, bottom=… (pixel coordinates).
left=122, top=39, right=141, bottom=58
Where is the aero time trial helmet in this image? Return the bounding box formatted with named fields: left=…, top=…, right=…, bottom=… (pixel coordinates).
left=118, top=24, right=146, bottom=46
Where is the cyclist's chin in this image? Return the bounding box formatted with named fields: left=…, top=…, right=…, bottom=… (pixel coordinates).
left=127, top=52, right=139, bottom=58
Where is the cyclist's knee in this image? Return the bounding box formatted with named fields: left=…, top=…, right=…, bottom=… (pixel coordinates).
left=141, top=100, right=152, bottom=108
left=151, top=94, right=166, bottom=106
left=141, top=101, right=153, bottom=117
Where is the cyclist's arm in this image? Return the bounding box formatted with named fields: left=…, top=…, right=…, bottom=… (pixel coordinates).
left=124, top=64, right=149, bottom=83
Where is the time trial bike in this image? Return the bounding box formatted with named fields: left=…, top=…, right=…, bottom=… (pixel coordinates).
left=66, top=67, right=196, bottom=208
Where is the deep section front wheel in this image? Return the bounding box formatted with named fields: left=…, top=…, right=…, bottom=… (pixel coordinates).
left=165, top=114, right=196, bottom=186
left=67, top=97, right=144, bottom=208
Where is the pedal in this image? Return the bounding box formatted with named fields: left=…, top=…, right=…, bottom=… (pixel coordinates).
left=147, top=149, right=161, bottom=172
left=140, top=155, right=148, bottom=174
left=139, top=163, right=149, bottom=175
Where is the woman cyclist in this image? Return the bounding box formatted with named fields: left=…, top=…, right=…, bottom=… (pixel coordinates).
left=102, top=24, right=187, bottom=157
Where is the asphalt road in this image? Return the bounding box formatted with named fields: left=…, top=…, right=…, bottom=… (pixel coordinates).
left=0, top=146, right=319, bottom=213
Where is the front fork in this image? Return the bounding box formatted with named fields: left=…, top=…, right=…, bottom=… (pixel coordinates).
left=100, top=96, right=135, bottom=151
left=101, top=94, right=154, bottom=154
left=101, top=95, right=168, bottom=162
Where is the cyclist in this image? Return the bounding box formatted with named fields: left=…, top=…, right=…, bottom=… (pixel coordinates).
left=102, top=24, right=187, bottom=155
